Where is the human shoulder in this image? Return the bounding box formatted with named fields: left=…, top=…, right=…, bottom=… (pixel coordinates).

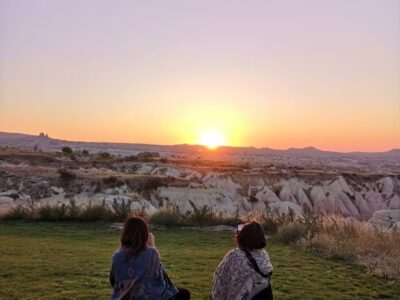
left=111, top=248, right=128, bottom=266
left=143, top=246, right=159, bottom=256
left=140, top=246, right=160, bottom=261
left=251, top=248, right=269, bottom=257
left=223, top=248, right=243, bottom=261
left=112, top=249, right=124, bottom=260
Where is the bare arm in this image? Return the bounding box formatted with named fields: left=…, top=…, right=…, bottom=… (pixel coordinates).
left=147, top=232, right=156, bottom=248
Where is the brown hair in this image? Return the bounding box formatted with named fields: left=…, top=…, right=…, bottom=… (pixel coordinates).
left=120, top=216, right=149, bottom=259
left=237, top=221, right=266, bottom=250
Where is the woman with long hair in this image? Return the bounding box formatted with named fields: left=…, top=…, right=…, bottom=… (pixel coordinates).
left=110, top=216, right=190, bottom=300
left=212, top=221, right=273, bottom=300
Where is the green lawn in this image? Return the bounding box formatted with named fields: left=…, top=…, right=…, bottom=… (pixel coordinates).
left=0, top=221, right=399, bottom=300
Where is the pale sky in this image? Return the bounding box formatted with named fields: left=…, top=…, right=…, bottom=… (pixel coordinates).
left=0, top=0, right=399, bottom=151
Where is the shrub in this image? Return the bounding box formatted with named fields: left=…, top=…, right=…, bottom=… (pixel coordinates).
left=219, top=216, right=242, bottom=227
left=79, top=202, right=113, bottom=222
left=262, top=217, right=279, bottom=235
left=112, top=199, right=132, bottom=221
left=125, top=155, right=138, bottom=162
left=149, top=206, right=183, bottom=226
left=2, top=200, right=135, bottom=222
left=218, top=209, right=242, bottom=227
left=275, top=222, right=308, bottom=244
left=61, top=146, right=73, bottom=155
left=67, top=199, right=81, bottom=219
left=38, top=204, right=68, bottom=221
left=99, top=152, right=111, bottom=159
left=3, top=206, right=30, bottom=220
left=140, top=177, right=164, bottom=192
left=137, top=152, right=160, bottom=162
left=301, top=233, right=357, bottom=262
left=82, top=149, right=89, bottom=156
left=185, top=201, right=219, bottom=226
left=297, top=216, right=400, bottom=279
left=103, top=176, right=123, bottom=188
left=58, top=168, right=76, bottom=181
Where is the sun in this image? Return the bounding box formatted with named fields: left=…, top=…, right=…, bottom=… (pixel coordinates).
left=198, top=129, right=226, bottom=150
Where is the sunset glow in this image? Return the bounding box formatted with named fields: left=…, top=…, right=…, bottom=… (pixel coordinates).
left=198, top=129, right=226, bottom=150
left=0, top=1, right=399, bottom=152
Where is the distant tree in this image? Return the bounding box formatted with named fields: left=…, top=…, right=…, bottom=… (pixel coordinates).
left=58, top=168, right=76, bottom=181
left=137, top=152, right=160, bottom=162
left=61, top=146, right=73, bottom=155
left=82, top=149, right=89, bottom=156
left=125, top=155, right=138, bottom=162
left=99, top=152, right=111, bottom=159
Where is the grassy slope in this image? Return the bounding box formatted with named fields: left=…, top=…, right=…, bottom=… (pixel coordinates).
left=0, top=222, right=399, bottom=300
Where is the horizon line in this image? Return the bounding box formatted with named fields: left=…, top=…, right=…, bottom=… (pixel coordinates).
left=0, top=130, right=399, bottom=154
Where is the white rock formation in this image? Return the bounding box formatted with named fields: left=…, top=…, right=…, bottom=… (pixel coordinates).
left=368, top=209, right=400, bottom=230
left=0, top=161, right=399, bottom=221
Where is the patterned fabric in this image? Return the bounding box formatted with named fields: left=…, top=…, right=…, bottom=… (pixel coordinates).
left=212, top=248, right=273, bottom=300
left=110, top=247, right=178, bottom=300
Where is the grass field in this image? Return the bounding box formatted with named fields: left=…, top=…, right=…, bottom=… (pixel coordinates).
left=0, top=221, right=399, bottom=300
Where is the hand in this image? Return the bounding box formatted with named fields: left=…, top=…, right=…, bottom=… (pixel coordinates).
left=147, top=232, right=155, bottom=247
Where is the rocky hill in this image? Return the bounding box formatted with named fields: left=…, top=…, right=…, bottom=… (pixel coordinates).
left=1, top=131, right=399, bottom=173
left=0, top=148, right=399, bottom=225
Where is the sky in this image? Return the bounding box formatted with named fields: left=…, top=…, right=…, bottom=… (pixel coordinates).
left=0, top=0, right=399, bottom=152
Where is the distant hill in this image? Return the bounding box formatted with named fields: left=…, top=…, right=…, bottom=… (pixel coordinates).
left=0, top=131, right=399, bottom=159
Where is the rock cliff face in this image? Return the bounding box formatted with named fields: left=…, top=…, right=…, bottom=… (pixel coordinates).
left=1, top=152, right=399, bottom=222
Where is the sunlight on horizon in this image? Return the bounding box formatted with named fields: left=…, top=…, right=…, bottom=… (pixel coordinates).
left=169, top=103, right=250, bottom=149
left=198, top=129, right=226, bottom=150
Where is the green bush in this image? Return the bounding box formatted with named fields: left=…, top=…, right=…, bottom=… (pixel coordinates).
left=137, top=152, right=160, bottom=162
left=149, top=206, right=183, bottom=226
left=275, top=222, right=308, bottom=244
left=148, top=204, right=241, bottom=227
left=61, top=146, right=73, bottom=155
left=3, top=206, right=30, bottom=220
left=38, top=204, right=68, bottom=221
left=185, top=201, right=219, bottom=226
left=2, top=200, right=126, bottom=222
left=112, top=199, right=132, bottom=221
left=140, top=177, right=164, bottom=192
left=67, top=199, right=81, bottom=219
left=80, top=202, right=113, bottom=222
left=98, top=152, right=111, bottom=159
left=58, top=168, right=76, bottom=181
left=262, top=217, right=279, bottom=235
left=3, top=201, right=236, bottom=227
left=218, top=212, right=242, bottom=227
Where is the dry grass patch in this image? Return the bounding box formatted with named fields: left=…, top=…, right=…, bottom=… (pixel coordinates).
left=301, top=216, right=400, bottom=279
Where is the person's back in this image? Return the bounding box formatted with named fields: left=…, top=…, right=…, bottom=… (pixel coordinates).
left=109, top=216, right=190, bottom=300
left=212, top=222, right=273, bottom=300
left=110, top=246, right=177, bottom=300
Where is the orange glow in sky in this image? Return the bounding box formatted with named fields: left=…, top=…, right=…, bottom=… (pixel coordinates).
left=0, top=1, right=399, bottom=152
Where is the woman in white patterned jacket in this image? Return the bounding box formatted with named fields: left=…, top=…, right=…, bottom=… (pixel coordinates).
left=212, top=221, right=273, bottom=300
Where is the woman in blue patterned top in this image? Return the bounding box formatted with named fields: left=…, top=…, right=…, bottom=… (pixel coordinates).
left=110, top=216, right=190, bottom=300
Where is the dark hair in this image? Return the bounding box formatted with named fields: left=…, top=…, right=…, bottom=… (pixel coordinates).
left=120, top=216, right=149, bottom=259
left=237, top=221, right=266, bottom=250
